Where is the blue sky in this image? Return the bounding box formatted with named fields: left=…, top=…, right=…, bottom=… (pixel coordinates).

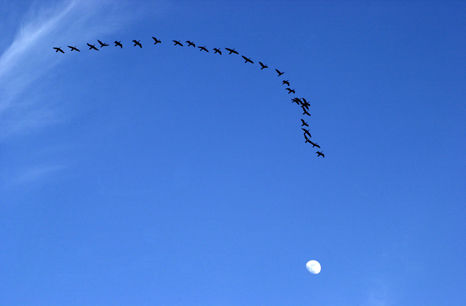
left=1, top=0, right=465, bottom=305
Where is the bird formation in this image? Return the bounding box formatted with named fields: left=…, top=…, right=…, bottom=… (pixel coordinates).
left=53, top=36, right=325, bottom=158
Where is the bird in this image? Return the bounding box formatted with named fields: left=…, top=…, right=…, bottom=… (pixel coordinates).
left=87, top=43, right=99, bottom=51
left=304, top=135, right=312, bottom=144
left=292, top=98, right=302, bottom=105
left=242, top=56, right=254, bottom=64
left=301, top=119, right=309, bottom=127
left=286, top=88, right=296, bottom=94
left=309, top=141, right=320, bottom=149
left=198, top=46, right=209, bottom=52
left=152, top=37, right=162, bottom=45
left=114, top=41, right=123, bottom=48
left=173, top=40, right=183, bottom=46
left=302, top=108, right=311, bottom=116
left=316, top=151, right=325, bottom=158
left=53, top=47, right=64, bottom=53
left=225, top=48, right=239, bottom=55
left=133, top=40, right=142, bottom=48
left=259, top=62, right=268, bottom=70
left=301, top=98, right=310, bottom=108
left=213, top=48, right=222, bottom=55
left=275, top=69, right=284, bottom=76
left=282, top=80, right=290, bottom=86
left=97, top=40, right=109, bottom=48
left=67, top=46, right=80, bottom=52
left=302, top=128, right=312, bottom=138
left=186, top=40, right=196, bottom=47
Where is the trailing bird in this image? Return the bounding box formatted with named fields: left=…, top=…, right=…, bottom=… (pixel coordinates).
left=225, top=48, right=239, bottom=55
left=282, top=80, right=290, bottom=86
left=316, top=151, right=325, bottom=158
left=87, top=43, right=99, bottom=51
left=97, top=40, right=109, bottom=47
left=133, top=40, right=142, bottom=48
left=186, top=40, right=196, bottom=47
left=173, top=40, right=183, bottom=46
left=242, top=56, right=254, bottom=64
left=302, top=128, right=312, bottom=138
left=286, top=88, right=296, bottom=94
left=152, top=37, right=162, bottom=45
left=198, top=46, right=209, bottom=52
left=114, top=41, right=123, bottom=48
left=53, top=47, right=64, bottom=53
left=213, top=48, right=222, bottom=55
left=67, top=46, right=80, bottom=52
left=301, top=119, right=309, bottom=127
left=275, top=69, right=284, bottom=76
left=259, top=62, right=268, bottom=70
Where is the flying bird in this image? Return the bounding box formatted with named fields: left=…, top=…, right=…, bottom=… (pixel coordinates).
left=67, top=46, right=80, bottom=52
left=316, top=151, right=325, bottom=158
left=304, top=135, right=312, bottom=144
left=242, top=56, right=254, bottom=64
left=282, top=80, right=290, bottom=86
left=302, top=128, right=312, bottom=138
left=186, top=40, right=196, bottom=47
left=53, top=47, right=64, bottom=53
left=133, top=40, right=142, bottom=48
left=97, top=40, right=109, bottom=48
left=275, top=69, right=284, bottom=76
left=114, top=41, right=123, bottom=48
left=152, top=37, right=162, bottom=45
left=301, top=98, right=310, bottom=108
left=173, top=40, right=183, bottom=46
left=286, top=88, right=296, bottom=94
left=259, top=62, right=268, bottom=70
left=301, top=119, right=309, bottom=127
left=302, top=108, right=311, bottom=116
left=309, top=141, right=320, bottom=149
left=87, top=43, right=99, bottom=51
left=213, top=48, right=222, bottom=55
left=292, top=98, right=302, bottom=105
left=198, top=46, right=209, bottom=52
left=225, top=48, right=239, bottom=55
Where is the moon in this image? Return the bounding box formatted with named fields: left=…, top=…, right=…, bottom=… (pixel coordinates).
left=306, top=260, right=321, bottom=275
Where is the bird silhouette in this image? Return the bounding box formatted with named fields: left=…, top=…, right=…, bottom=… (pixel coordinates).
left=302, top=108, right=311, bottom=116
left=282, top=80, right=290, bottom=86
left=225, top=48, right=239, bottom=55
left=198, top=46, right=209, bottom=52
left=292, top=98, right=301, bottom=105
left=213, top=48, right=222, bottom=55
left=97, top=40, right=109, bottom=48
left=302, top=128, right=312, bottom=138
left=242, top=56, right=254, bottom=64
left=186, top=40, right=196, bottom=47
left=152, top=37, right=162, bottom=45
left=114, top=41, right=123, bottom=48
left=259, top=62, right=268, bottom=70
left=316, top=151, right=325, bottom=158
left=67, top=46, right=80, bottom=52
left=275, top=69, right=284, bottom=76
left=173, top=40, right=183, bottom=46
left=133, top=40, right=142, bottom=48
left=301, top=98, right=310, bottom=109
left=309, top=141, right=320, bottom=149
left=301, top=119, right=309, bottom=127
left=53, top=47, right=64, bottom=53
left=87, top=43, right=99, bottom=51
left=286, top=88, right=295, bottom=94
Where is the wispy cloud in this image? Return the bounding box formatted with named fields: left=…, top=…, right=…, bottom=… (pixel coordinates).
left=9, top=164, right=66, bottom=186
left=0, top=0, right=137, bottom=139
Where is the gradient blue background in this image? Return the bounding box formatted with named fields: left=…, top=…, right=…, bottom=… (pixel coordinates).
left=1, top=1, right=465, bottom=305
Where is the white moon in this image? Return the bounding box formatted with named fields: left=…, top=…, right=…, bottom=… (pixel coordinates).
left=306, top=260, right=321, bottom=275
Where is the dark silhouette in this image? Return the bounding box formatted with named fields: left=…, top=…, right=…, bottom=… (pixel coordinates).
left=133, top=40, right=142, bottom=48
left=242, top=56, right=254, bottom=64
left=114, top=41, right=123, bottom=48
left=213, top=48, right=222, bottom=55
left=286, top=88, right=295, bottom=94
left=87, top=43, right=99, bottom=51
left=302, top=108, right=311, bottom=116
left=198, top=46, right=209, bottom=52
left=275, top=69, right=284, bottom=76
left=259, top=62, right=268, bottom=70
left=225, top=48, right=239, bottom=55
left=292, top=98, right=301, bottom=105
left=301, top=119, right=309, bottom=127
left=301, top=98, right=310, bottom=109
left=302, top=128, right=312, bottom=138
left=305, top=135, right=312, bottom=144
left=282, top=80, right=290, bottom=86
left=53, top=47, right=64, bottom=53
left=67, top=46, right=80, bottom=52
left=173, top=40, right=183, bottom=46
left=316, top=151, right=325, bottom=158
left=309, top=141, right=320, bottom=149
left=152, top=37, right=162, bottom=45
left=97, top=40, right=109, bottom=48
left=186, top=40, right=196, bottom=47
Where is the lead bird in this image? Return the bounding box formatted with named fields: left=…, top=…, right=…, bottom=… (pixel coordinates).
left=133, top=40, right=142, bottom=48
left=259, top=62, right=268, bottom=70
left=242, top=56, right=254, bottom=64
left=87, top=43, right=99, bottom=51
left=53, top=47, right=64, bottom=53
left=114, top=41, right=123, bottom=48
left=173, top=40, right=183, bottom=47
left=98, top=40, right=109, bottom=48
left=225, top=48, right=239, bottom=55
left=68, top=46, right=80, bottom=52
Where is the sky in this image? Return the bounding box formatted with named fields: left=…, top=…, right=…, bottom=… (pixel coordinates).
left=0, top=0, right=465, bottom=305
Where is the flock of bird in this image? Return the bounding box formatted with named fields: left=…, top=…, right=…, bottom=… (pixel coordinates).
left=53, top=36, right=325, bottom=158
